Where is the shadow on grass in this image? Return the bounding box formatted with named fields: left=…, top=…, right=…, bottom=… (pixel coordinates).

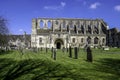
left=94, top=58, right=120, bottom=80
left=0, top=50, right=14, bottom=55
left=0, top=58, right=89, bottom=80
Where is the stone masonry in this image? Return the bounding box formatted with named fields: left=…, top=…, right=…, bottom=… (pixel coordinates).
left=31, top=18, right=108, bottom=49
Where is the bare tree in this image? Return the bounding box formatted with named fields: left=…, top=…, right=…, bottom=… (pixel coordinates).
left=0, top=16, right=9, bottom=48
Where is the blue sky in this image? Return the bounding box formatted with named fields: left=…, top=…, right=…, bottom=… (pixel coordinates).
left=0, top=0, right=120, bottom=34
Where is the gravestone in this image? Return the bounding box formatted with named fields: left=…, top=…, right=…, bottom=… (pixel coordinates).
left=69, top=46, right=72, bottom=58
left=52, top=49, right=56, bottom=60
left=74, top=47, right=78, bottom=59
left=86, top=47, right=93, bottom=62
left=51, top=47, right=53, bottom=53
left=41, top=47, right=42, bottom=51
left=46, top=47, right=48, bottom=53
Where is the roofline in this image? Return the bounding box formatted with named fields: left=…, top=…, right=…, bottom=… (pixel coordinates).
left=32, top=17, right=103, bottom=21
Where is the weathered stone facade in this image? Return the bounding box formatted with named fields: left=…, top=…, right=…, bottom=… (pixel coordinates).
left=31, top=18, right=108, bottom=49
left=107, top=28, right=120, bottom=47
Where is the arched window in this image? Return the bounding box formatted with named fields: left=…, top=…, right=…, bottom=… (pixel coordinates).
left=40, top=20, right=44, bottom=28
left=55, top=20, right=59, bottom=25
left=81, top=25, right=84, bottom=34
left=88, top=25, right=91, bottom=34
left=67, top=25, right=69, bottom=32
left=102, top=38, right=105, bottom=44
left=81, top=38, right=84, bottom=43
left=87, top=36, right=91, bottom=44
left=72, top=38, right=75, bottom=43
left=94, top=25, right=99, bottom=34
left=94, top=37, right=99, bottom=44
left=48, top=21, right=51, bottom=28
left=59, top=24, right=62, bottom=31
left=39, top=37, right=42, bottom=44
left=74, top=25, right=77, bottom=33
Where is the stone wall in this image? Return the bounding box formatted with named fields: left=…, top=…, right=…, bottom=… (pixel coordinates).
left=31, top=18, right=107, bottom=48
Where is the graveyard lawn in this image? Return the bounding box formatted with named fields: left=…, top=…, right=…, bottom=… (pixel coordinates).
left=0, top=48, right=120, bottom=80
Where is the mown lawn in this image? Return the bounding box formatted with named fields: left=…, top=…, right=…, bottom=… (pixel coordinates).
left=0, top=48, right=120, bottom=80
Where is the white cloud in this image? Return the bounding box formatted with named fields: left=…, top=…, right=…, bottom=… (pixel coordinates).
left=114, top=5, right=120, bottom=12
left=19, top=29, right=23, bottom=32
left=44, top=2, right=66, bottom=10
left=44, top=6, right=59, bottom=10
left=90, top=2, right=100, bottom=9
left=61, top=2, right=66, bottom=7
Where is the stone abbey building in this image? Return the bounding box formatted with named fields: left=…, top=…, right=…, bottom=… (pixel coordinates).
left=31, top=18, right=108, bottom=49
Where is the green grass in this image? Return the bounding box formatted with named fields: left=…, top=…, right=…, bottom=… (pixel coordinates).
left=0, top=48, right=120, bottom=80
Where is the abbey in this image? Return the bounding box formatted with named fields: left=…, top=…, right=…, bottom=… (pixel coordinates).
left=31, top=18, right=108, bottom=49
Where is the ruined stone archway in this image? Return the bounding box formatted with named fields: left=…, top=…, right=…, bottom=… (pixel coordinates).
left=94, top=37, right=99, bottom=44
left=55, top=39, right=64, bottom=49
left=87, top=36, right=91, bottom=44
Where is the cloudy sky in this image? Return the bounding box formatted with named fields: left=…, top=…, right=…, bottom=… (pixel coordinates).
left=0, top=0, right=120, bottom=34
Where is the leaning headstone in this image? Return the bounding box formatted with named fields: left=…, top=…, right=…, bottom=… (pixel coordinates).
left=86, top=47, right=93, bottom=62
left=52, top=49, right=56, bottom=60
left=46, top=47, right=48, bottom=53
left=51, top=47, right=53, bottom=53
left=74, top=47, right=78, bottom=59
left=69, top=46, right=72, bottom=58
left=41, top=47, right=42, bottom=51
left=39, top=48, right=40, bottom=52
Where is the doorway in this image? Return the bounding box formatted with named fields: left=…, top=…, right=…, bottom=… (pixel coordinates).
left=56, top=42, right=61, bottom=49
left=55, top=39, right=64, bottom=49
